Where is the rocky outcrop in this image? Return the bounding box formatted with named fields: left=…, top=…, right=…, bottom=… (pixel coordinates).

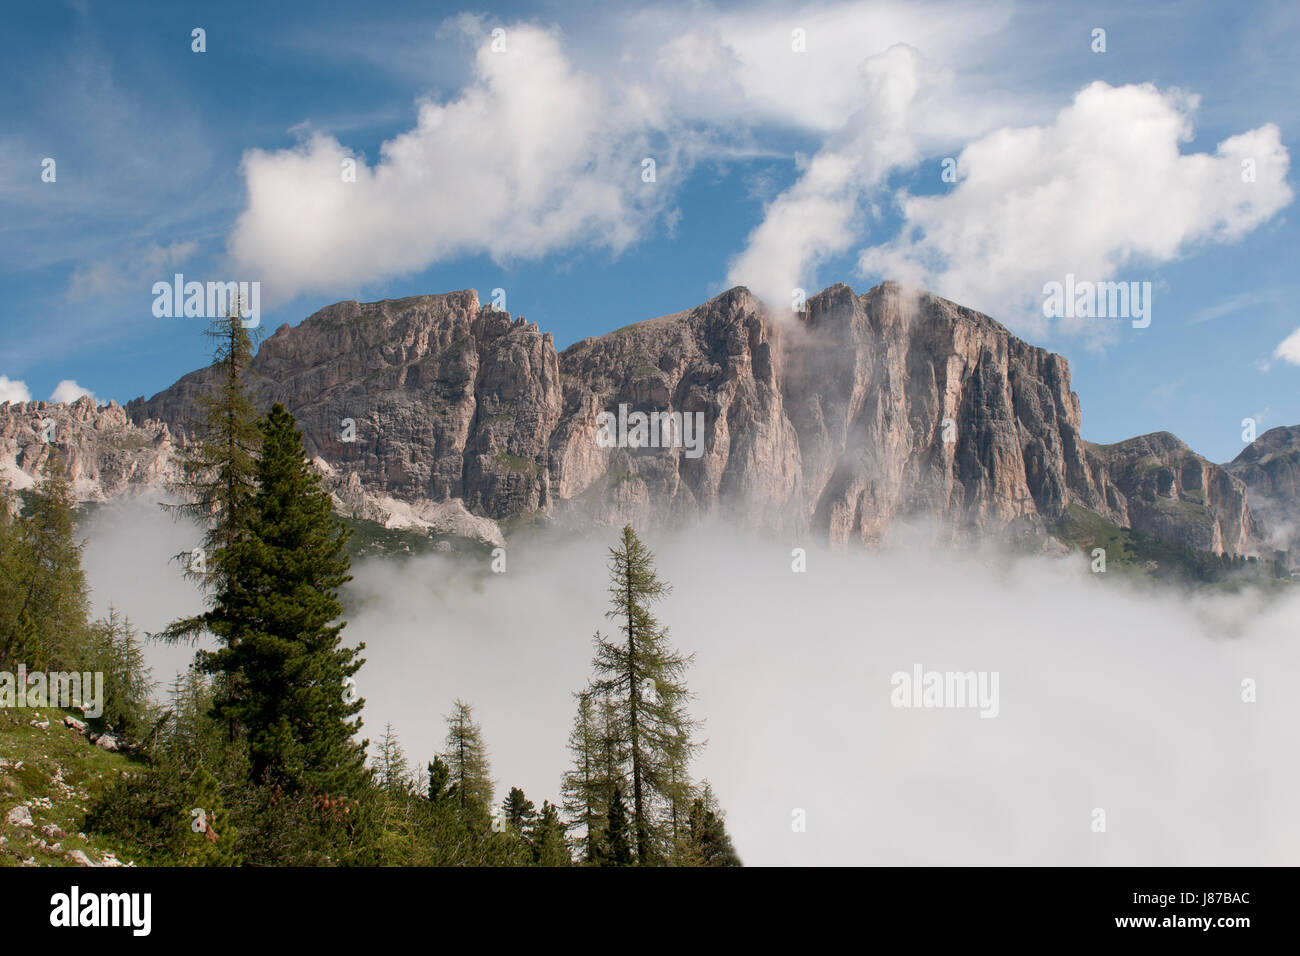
left=550, top=282, right=1114, bottom=544
left=1226, top=425, right=1300, bottom=563
left=1086, top=432, right=1259, bottom=556
left=0, top=396, right=176, bottom=501
left=127, top=292, right=562, bottom=524
left=4, top=282, right=1272, bottom=555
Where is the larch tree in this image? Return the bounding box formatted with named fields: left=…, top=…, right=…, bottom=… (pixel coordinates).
left=441, top=699, right=494, bottom=820
left=587, top=525, right=698, bottom=864
left=158, top=298, right=262, bottom=646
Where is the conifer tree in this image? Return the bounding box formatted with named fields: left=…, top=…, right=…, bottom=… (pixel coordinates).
left=588, top=525, right=698, bottom=863
left=503, top=786, right=536, bottom=831
left=376, top=723, right=411, bottom=794
left=683, top=782, right=741, bottom=867
left=373, top=723, right=419, bottom=864
left=603, top=787, right=633, bottom=866
left=198, top=404, right=366, bottom=797
left=529, top=800, right=571, bottom=866
left=0, top=457, right=89, bottom=670
left=427, top=756, right=451, bottom=803
left=87, top=607, right=153, bottom=738
left=159, top=299, right=262, bottom=645
left=560, top=691, right=606, bottom=860
left=441, top=699, right=493, bottom=819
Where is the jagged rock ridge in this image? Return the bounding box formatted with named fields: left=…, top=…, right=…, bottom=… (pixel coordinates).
left=2, top=283, right=1267, bottom=555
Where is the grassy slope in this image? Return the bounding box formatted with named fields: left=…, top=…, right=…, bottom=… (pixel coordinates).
left=0, top=706, right=139, bottom=867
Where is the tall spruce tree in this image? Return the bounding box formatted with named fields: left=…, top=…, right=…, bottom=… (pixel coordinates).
left=588, top=525, right=698, bottom=864
left=603, top=787, right=633, bottom=866
left=158, top=299, right=261, bottom=645
left=441, top=699, right=493, bottom=819
left=198, top=403, right=366, bottom=797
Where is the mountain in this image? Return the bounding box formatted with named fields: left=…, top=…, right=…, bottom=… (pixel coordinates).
left=1227, top=425, right=1300, bottom=565
left=0, top=397, right=175, bottom=501
left=1087, top=431, right=1258, bottom=556
left=0, top=282, right=1270, bottom=557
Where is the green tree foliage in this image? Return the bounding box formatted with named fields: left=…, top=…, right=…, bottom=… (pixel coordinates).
left=441, top=699, right=493, bottom=820
left=89, top=668, right=250, bottom=864
left=603, top=786, right=633, bottom=866
left=680, top=782, right=741, bottom=867
left=183, top=766, right=241, bottom=867
left=198, top=403, right=366, bottom=798
left=158, top=301, right=263, bottom=645
left=529, top=800, right=571, bottom=866
left=560, top=691, right=605, bottom=861
left=0, top=460, right=89, bottom=670
left=85, top=607, right=153, bottom=739
left=560, top=689, right=628, bottom=862
left=503, top=786, right=536, bottom=831
left=427, top=755, right=451, bottom=803
left=586, top=525, right=699, bottom=863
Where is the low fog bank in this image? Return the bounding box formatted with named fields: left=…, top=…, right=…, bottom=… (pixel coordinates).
left=81, top=498, right=1300, bottom=865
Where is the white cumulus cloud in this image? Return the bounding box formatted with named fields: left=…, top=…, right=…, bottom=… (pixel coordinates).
left=50, top=379, right=98, bottom=405
left=858, top=81, right=1293, bottom=335
left=1272, top=327, right=1300, bottom=367
left=230, top=20, right=676, bottom=303
left=0, top=376, right=32, bottom=404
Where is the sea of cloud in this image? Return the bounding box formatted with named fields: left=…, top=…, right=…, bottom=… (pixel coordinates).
left=80, top=496, right=1300, bottom=865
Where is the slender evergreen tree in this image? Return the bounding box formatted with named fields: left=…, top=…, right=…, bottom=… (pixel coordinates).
left=376, top=723, right=411, bottom=794
left=587, top=525, right=698, bottom=863
left=198, top=403, right=366, bottom=797
left=603, top=787, right=633, bottom=866
left=441, top=699, right=493, bottom=820
left=560, top=690, right=610, bottom=860
left=503, top=786, right=536, bottom=831
left=158, top=299, right=262, bottom=645
left=529, top=801, right=571, bottom=866
left=427, top=756, right=451, bottom=803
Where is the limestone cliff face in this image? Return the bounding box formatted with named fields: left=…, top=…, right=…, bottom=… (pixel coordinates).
left=0, top=396, right=176, bottom=501
left=127, top=291, right=563, bottom=523
left=1086, top=432, right=1259, bottom=556
left=550, top=282, right=1109, bottom=544
left=1, top=282, right=1267, bottom=555
left=1226, top=425, right=1300, bottom=561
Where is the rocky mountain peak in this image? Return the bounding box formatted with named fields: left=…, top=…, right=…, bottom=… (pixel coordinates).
left=0, top=283, right=1272, bottom=557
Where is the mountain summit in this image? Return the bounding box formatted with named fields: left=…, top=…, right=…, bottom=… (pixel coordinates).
left=27, top=281, right=1237, bottom=556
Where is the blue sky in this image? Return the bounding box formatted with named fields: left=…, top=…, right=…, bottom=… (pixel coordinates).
left=1, top=0, right=1297, bottom=462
